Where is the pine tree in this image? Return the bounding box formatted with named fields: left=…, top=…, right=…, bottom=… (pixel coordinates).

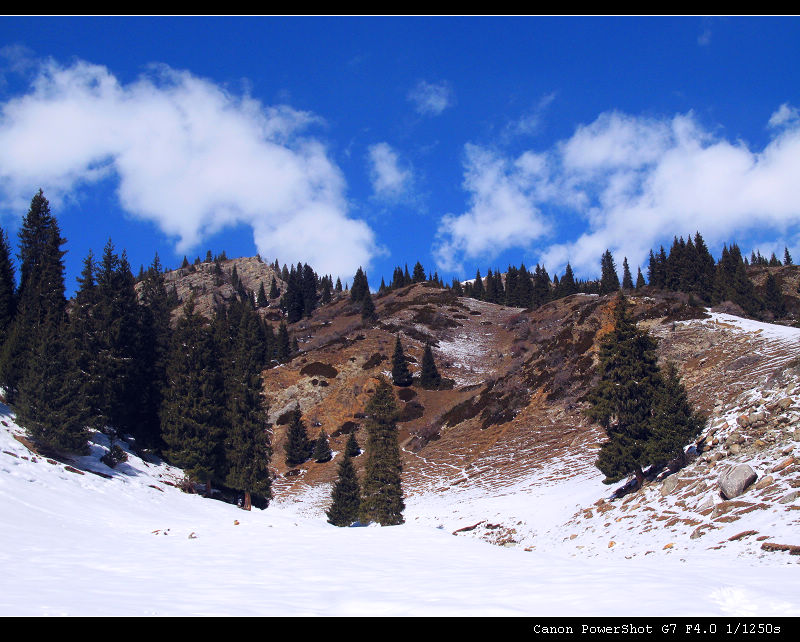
left=471, top=269, right=484, bottom=301
left=645, top=361, right=705, bottom=471
left=284, top=405, right=311, bottom=466
left=391, top=335, right=413, bottom=387
left=16, top=316, right=91, bottom=455
left=269, top=276, right=280, bottom=299
left=136, top=253, right=173, bottom=450
left=0, top=227, right=16, bottom=347
left=419, top=342, right=441, bottom=390
left=411, top=261, right=426, bottom=283
left=784, top=246, right=793, bottom=266
left=359, top=377, right=404, bottom=525
left=557, top=262, right=577, bottom=299
left=313, top=429, right=332, bottom=463
left=345, top=431, right=361, bottom=457
left=586, top=294, right=662, bottom=487
left=223, top=304, right=272, bottom=510
left=256, top=282, right=268, bottom=308
left=350, top=267, right=369, bottom=303
left=326, top=453, right=361, bottom=527
left=764, top=273, right=786, bottom=317
left=622, top=257, right=633, bottom=290
left=361, top=289, right=377, bottom=323
left=0, top=190, right=67, bottom=400
left=599, top=250, right=620, bottom=295
left=160, top=299, right=225, bottom=493
left=635, top=267, right=646, bottom=289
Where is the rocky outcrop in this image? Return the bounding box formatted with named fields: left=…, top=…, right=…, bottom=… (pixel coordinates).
left=718, top=464, right=758, bottom=500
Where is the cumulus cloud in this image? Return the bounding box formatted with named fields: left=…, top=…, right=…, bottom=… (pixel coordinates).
left=367, top=142, right=412, bottom=199
left=433, top=144, right=551, bottom=273
left=435, top=107, right=800, bottom=278
left=0, top=59, right=377, bottom=278
left=407, top=80, right=453, bottom=116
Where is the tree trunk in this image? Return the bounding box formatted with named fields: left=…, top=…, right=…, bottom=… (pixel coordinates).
left=243, top=490, right=252, bottom=511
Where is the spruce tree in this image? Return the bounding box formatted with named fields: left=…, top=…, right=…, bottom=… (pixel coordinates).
left=586, top=294, right=662, bottom=487
left=645, top=361, right=705, bottom=471
left=313, top=429, right=332, bottom=463
left=284, top=405, right=312, bottom=466
left=391, top=335, right=413, bottom=387
left=256, top=282, right=268, bottom=308
left=635, top=267, right=646, bottom=289
left=0, top=227, right=16, bottom=347
left=784, top=246, right=793, bottom=266
left=599, top=250, right=620, bottom=295
left=361, top=289, right=377, bottom=323
left=359, top=377, right=404, bottom=525
left=0, top=190, right=67, bottom=400
left=269, top=276, right=280, bottom=299
left=471, top=269, right=484, bottom=300
left=16, top=317, right=91, bottom=455
left=160, top=299, right=226, bottom=493
left=326, top=453, right=361, bottom=527
left=276, top=321, right=292, bottom=363
left=350, top=267, right=369, bottom=303
left=419, top=342, right=441, bottom=390
left=223, top=304, right=272, bottom=510
left=622, top=257, right=633, bottom=290
left=764, top=273, right=786, bottom=317
left=345, top=431, right=361, bottom=457
left=411, top=261, right=426, bottom=283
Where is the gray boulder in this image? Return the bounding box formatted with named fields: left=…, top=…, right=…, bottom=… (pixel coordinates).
left=718, top=464, right=758, bottom=500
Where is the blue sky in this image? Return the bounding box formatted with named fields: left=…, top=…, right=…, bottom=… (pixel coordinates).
left=1, top=16, right=800, bottom=295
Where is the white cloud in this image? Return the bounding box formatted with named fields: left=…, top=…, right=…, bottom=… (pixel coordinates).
left=407, top=80, right=453, bottom=116
left=0, top=59, right=377, bottom=279
left=433, top=144, right=551, bottom=273
left=435, top=107, right=800, bottom=279
left=768, top=103, right=799, bottom=129
left=367, top=142, right=411, bottom=199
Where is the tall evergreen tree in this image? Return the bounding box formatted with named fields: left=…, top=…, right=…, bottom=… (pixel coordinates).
left=160, top=299, right=226, bottom=493
left=764, top=273, right=786, bottom=318
left=284, top=405, right=312, bottom=466
left=16, top=317, right=90, bottom=455
left=599, top=250, right=620, bottom=295
left=419, top=342, right=441, bottom=390
left=313, top=429, right=332, bottom=463
left=223, top=303, right=272, bottom=510
left=326, top=453, right=361, bottom=527
left=621, top=257, right=634, bottom=290
left=645, top=361, right=705, bottom=471
left=585, top=294, right=662, bottom=487
left=359, top=377, right=404, bottom=525
left=361, top=289, right=377, bottom=323
left=345, top=431, right=361, bottom=457
left=391, top=335, right=413, bottom=387
left=350, top=267, right=369, bottom=303
left=471, top=269, right=484, bottom=301
left=0, top=227, right=16, bottom=347
left=635, top=266, right=646, bottom=289
left=269, top=276, right=280, bottom=299
left=557, top=262, right=577, bottom=299
left=0, top=190, right=67, bottom=400
left=784, top=246, right=794, bottom=266
left=411, top=261, right=426, bottom=283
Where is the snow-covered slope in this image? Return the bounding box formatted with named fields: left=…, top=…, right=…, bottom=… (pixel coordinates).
left=2, top=399, right=799, bottom=617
